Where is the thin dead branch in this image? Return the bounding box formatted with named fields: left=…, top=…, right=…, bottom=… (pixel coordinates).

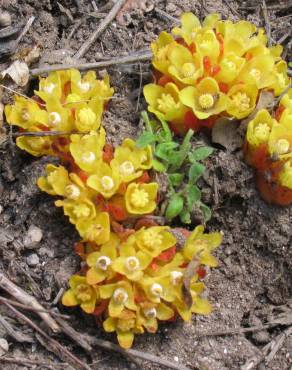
left=0, top=273, right=60, bottom=333
left=262, top=0, right=272, bottom=46
left=0, top=357, right=67, bottom=369
left=30, top=50, right=152, bottom=76
left=74, top=0, right=126, bottom=59
left=0, top=314, right=33, bottom=343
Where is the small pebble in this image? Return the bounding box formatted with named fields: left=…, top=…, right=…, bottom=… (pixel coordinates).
left=26, top=253, right=40, bottom=267
left=0, top=11, right=11, bottom=27
left=174, top=356, right=179, bottom=362
left=0, top=338, right=9, bottom=356
left=166, top=3, right=176, bottom=12
left=23, top=225, right=43, bottom=249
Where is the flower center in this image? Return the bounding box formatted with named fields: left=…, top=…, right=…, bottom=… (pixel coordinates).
left=66, top=93, right=81, bottom=104
left=143, top=307, right=157, bottom=319
left=254, top=123, right=271, bottom=143
left=65, top=184, right=81, bottom=200
left=274, top=139, right=290, bottom=155
left=81, top=152, right=95, bottom=163
left=150, top=283, right=163, bottom=297
left=125, top=256, right=140, bottom=272
left=119, top=161, right=135, bottom=176
left=198, top=94, right=214, bottom=109
left=78, top=81, right=91, bottom=92
left=78, top=108, right=96, bottom=127
left=113, top=288, right=128, bottom=304
left=142, top=230, right=162, bottom=250
left=231, top=92, right=250, bottom=112
left=21, top=109, right=30, bottom=121
left=73, top=204, right=90, bottom=218
left=96, top=256, right=111, bottom=271
left=43, top=83, right=55, bottom=93
left=85, top=223, right=103, bottom=241
left=75, top=284, right=91, bottom=302
left=130, top=188, right=149, bottom=208
left=181, top=62, right=196, bottom=78
left=170, top=271, right=183, bottom=285
left=101, top=176, right=114, bottom=191
left=49, top=112, right=61, bottom=126
left=157, top=93, right=179, bottom=113
left=249, top=68, right=261, bottom=81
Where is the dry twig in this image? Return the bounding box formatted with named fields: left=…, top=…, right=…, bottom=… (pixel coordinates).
left=0, top=356, right=67, bottom=369
left=0, top=273, right=60, bottom=333
left=0, top=314, right=33, bottom=343
left=74, top=0, right=126, bottom=59
left=30, top=50, right=152, bottom=76
left=262, top=0, right=272, bottom=46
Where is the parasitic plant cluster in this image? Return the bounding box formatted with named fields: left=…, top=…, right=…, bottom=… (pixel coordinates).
left=144, top=13, right=290, bottom=135
left=5, top=68, right=222, bottom=348
left=244, top=89, right=292, bottom=205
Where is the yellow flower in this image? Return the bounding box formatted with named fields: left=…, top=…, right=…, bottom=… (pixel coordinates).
left=194, top=29, right=220, bottom=63
left=136, top=302, right=174, bottom=333
left=278, top=160, right=292, bottom=189
left=55, top=198, right=96, bottom=224
left=99, top=281, right=136, bottom=317
left=62, top=275, right=99, bottom=314
left=35, top=70, right=67, bottom=102
left=280, top=89, right=292, bottom=109
left=76, top=212, right=110, bottom=244
left=144, top=82, right=187, bottom=123
left=103, top=309, right=138, bottom=349
left=110, top=146, right=143, bottom=183
left=70, top=129, right=106, bottom=173
left=112, top=243, right=152, bottom=281
left=121, top=138, right=153, bottom=170
left=167, top=44, right=203, bottom=85
left=5, top=96, right=47, bottom=130
left=179, top=77, right=228, bottom=119
left=125, top=183, right=158, bottom=215
left=16, top=134, right=52, bottom=157
left=139, top=277, right=166, bottom=304
left=271, top=61, right=290, bottom=96
left=268, top=122, right=292, bottom=161
left=226, top=83, right=258, bottom=119
left=45, top=96, right=74, bottom=131
left=86, top=233, right=119, bottom=284
left=87, top=162, right=121, bottom=199
left=246, top=109, right=276, bottom=149
left=151, top=31, right=175, bottom=75
left=216, top=54, right=245, bottom=84
left=183, top=225, right=222, bottom=267
left=235, top=55, right=275, bottom=89
left=74, top=98, right=103, bottom=132
left=172, top=12, right=201, bottom=45
left=37, top=164, right=70, bottom=195
left=135, top=226, right=176, bottom=258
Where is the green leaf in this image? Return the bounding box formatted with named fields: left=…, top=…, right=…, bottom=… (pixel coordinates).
left=165, top=195, right=184, bottom=220
left=152, top=159, right=166, bottom=172
left=186, top=184, right=201, bottom=208
left=159, top=118, right=173, bottom=142
left=188, top=163, right=205, bottom=183
left=189, top=146, right=214, bottom=162
left=179, top=208, right=191, bottom=224
left=169, top=173, right=184, bottom=187
left=136, top=132, right=157, bottom=148
left=155, top=142, right=179, bottom=161
left=199, top=203, right=212, bottom=222
left=288, top=61, right=292, bottom=68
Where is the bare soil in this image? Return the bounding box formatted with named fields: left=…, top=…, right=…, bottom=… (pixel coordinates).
left=0, top=0, right=291, bottom=369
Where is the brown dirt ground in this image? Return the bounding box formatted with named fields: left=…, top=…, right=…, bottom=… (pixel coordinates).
left=0, top=0, right=291, bottom=369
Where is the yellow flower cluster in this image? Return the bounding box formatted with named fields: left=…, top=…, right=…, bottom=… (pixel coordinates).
left=245, top=88, right=292, bottom=205
left=5, top=68, right=222, bottom=348
left=62, top=225, right=222, bottom=348
left=144, top=12, right=290, bottom=133
left=5, top=69, right=114, bottom=156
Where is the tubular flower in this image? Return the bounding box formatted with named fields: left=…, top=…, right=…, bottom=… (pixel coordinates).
left=172, top=12, right=201, bottom=45
left=87, top=162, right=121, bottom=199
left=271, top=61, right=290, bottom=96
left=278, top=160, right=292, bottom=189
left=216, top=53, right=245, bottom=84
left=151, top=31, right=175, bottom=75
left=195, top=29, right=220, bottom=63
left=136, top=302, right=174, bottom=333
left=125, top=183, right=158, bottom=214
left=16, top=134, right=53, bottom=157
left=280, top=88, right=292, bottom=109
left=144, top=82, right=187, bottom=123
left=62, top=275, right=99, bottom=314
left=35, top=70, right=65, bottom=102
left=179, top=77, right=228, bottom=119
left=110, top=146, right=142, bottom=183
left=99, top=281, right=136, bottom=317
left=121, top=138, right=153, bottom=170
left=55, top=198, right=96, bottom=224
left=268, top=123, right=292, bottom=161
left=5, top=96, right=47, bottom=130
left=227, top=84, right=258, bottom=119
left=74, top=97, right=103, bottom=132
left=37, top=164, right=70, bottom=196
left=86, top=233, right=119, bottom=284
left=111, top=243, right=152, bottom=281
left=70, top=129, right=106, bottom=173
left=76, top=212, right=110, bottom=244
